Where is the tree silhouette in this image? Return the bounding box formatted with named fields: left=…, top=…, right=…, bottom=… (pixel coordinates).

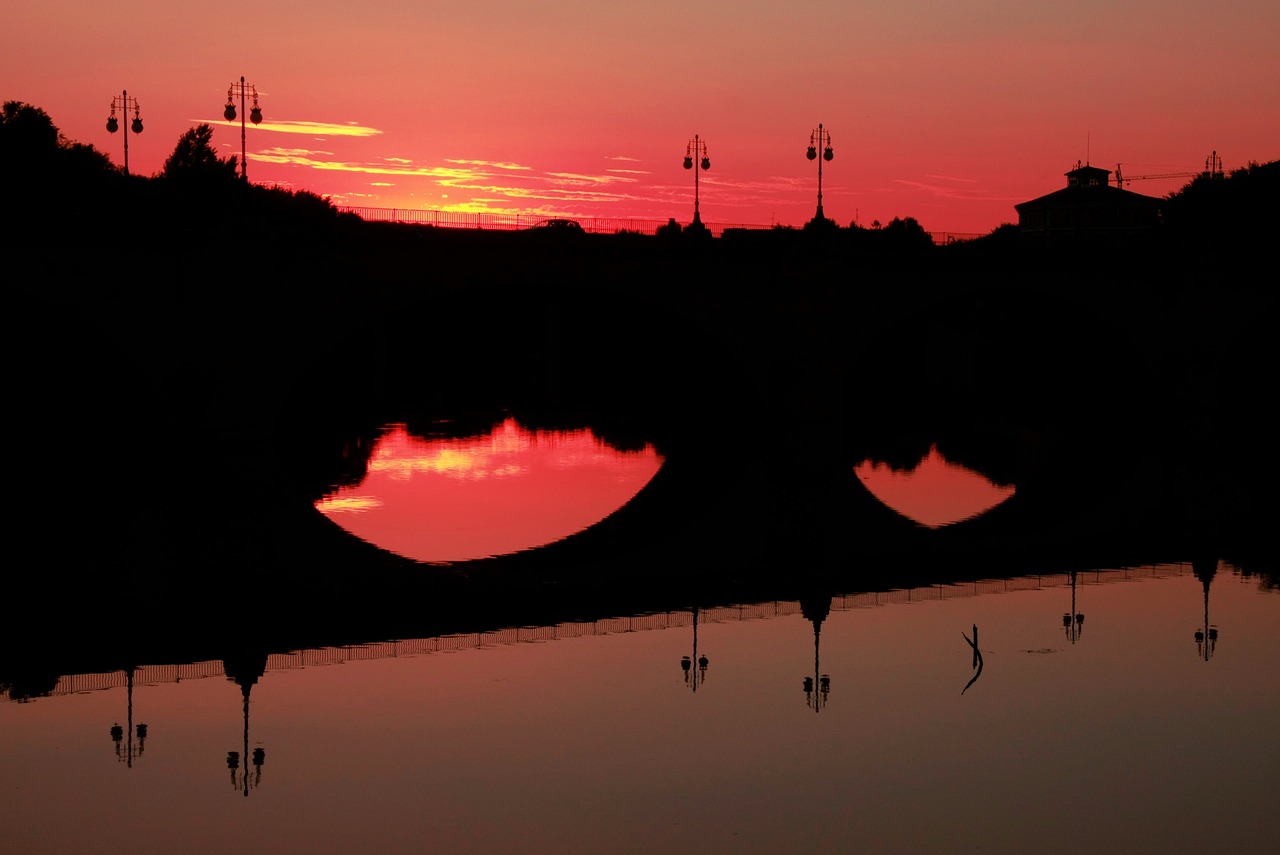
left=2, top=100, right=122, bottom=228
left=1162, top=159, right=1277, bottom=250
left=0, top=100, right=60, bottom=157
left=881, top=216, right=933, bottom=248
left=1, top=100, right=114, bottom=178
left=61, top=139, right=117, bottom=175
left=162, top=123, right=239, bottom=182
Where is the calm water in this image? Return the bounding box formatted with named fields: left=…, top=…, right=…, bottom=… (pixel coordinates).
left=2, top=421, right=1276, bottom=855
left=2, top=563, right=1276, bottom=855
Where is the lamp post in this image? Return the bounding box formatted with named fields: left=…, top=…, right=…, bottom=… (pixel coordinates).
left=682, top=135, right=711, bottom=230
left=805, top=123, right=834, bottom=223
left=679, top=607, right=709, bottom=693
left=223, top=76, right=263, bottom=182
left=106, top=91, right=143, bottom=175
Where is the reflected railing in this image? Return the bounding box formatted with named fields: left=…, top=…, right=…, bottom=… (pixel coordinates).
left=7, top=563, right=1195, bottom=703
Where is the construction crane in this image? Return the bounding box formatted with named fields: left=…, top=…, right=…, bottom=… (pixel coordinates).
left=1115, top=151, right=1223, bottom=188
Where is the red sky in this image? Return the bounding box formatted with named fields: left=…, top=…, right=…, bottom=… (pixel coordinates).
left=6, top=1, right=1277, bottom=235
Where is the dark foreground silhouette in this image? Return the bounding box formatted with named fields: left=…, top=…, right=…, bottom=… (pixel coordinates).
left=2, top=101, right=1275, bottom=689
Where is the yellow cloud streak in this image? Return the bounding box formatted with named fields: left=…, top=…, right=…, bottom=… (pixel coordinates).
left=254, top=151, right=475, bottom=178
left=314, top=495, right=383, bottom=513
left=544, top=172, right=638, bottom=186
left=201, top=119, right=382, bottom=137
left=245, top=144, right=695, bottom=212
left=256, top=150, right=646, bottom=204
left=445, top=159, right=531, bottom=172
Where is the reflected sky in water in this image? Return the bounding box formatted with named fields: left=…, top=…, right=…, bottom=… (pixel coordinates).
left=315, top=418, right=663, bottom=562
left=4, top=564, right=1276, bottom=854
left=855, top=444, right=1016, bottom=527
left=314, top=422, right=1012, bottom=564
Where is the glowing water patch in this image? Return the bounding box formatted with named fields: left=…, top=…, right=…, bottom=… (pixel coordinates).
left=316, top=418, right=663, bottom=562
left=854, top=444, right=1015, bottom=528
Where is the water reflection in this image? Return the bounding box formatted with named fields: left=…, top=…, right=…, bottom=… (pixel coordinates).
left=801, top=595, right=832, bottom=712
left=679, top=607, right=710, bottom=693
left=1063, top=570, right=1085, bottom=643
left=223, top=653, right=267, bottom=797
left=1194, top=558, right=1222, bottom=661
left=4, top=564, right=1276, bottom=855
left=854, top=443, right=1015, bottom=527
left=108, top=667, right=147, bottom=768
left=314, top=417, right=663, bottom=562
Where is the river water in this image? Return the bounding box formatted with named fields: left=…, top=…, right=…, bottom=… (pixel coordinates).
left=2, top=418, right=1276, bottom=855
left=2, top=561, right=1275, bottom=854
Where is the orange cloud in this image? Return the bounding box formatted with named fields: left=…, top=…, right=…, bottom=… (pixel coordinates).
left=202, top=118, right=383, bottom=137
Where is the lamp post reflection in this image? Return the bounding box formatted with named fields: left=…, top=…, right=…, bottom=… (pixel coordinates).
left=681, top=134, right=711, bottom=233
left=109, top=665, right=148, bottom=767
left=223, top=650, right=268, bottom=796
left=227, top=745, right=266, bottom=796
left=1193, top=558, right=1220, bottom=661
left=680, top=607, right=709, bottom=693
left=105, top=90, right=143, bottom=175
left=223, top=76, right=263, bottom=182
left=1063, top=570, right=1085, bottom=643
left=800, top=594, right=831, bottom=712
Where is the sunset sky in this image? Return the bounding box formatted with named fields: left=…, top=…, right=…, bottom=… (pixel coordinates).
left=6, top=1, right=1277, bottom=235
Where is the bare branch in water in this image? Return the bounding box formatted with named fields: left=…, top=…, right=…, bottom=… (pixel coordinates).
left=962, top=624, right=983, bottom=695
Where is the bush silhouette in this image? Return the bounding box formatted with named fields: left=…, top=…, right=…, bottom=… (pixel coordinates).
left=162, top=123, right=240, bottom=184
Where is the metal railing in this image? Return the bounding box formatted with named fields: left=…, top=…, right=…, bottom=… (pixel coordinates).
left=335, top=206, right=767, bottom=237
left=336, top=206, right=983, bottom=243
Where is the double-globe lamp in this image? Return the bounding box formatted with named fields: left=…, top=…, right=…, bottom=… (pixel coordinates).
left=105, top=90, right=143, bottom=175
left=682, top=135, right=710, bottom=228
left=806, top=123, right=834, bottom=223
left=223, top=76, right=263, bottom=181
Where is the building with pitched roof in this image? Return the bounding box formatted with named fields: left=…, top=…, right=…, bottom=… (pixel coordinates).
left=1015, top=162, right=1163, bottom=248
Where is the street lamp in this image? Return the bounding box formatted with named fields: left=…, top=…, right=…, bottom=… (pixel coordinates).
left=105, top=90, right=143, bottom=175
left=679, top=607, right=710, bottom=693
left=682, top=134, right=711, bottom=231
left=805, top=123, right=834, bottom=224
left=223, top=76, right=263, bottom=182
